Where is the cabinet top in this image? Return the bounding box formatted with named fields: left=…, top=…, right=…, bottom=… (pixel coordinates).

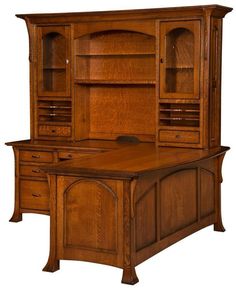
left=16, top=5, right=232, bottom=24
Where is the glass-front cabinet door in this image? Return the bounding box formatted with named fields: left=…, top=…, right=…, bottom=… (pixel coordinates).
left=37, top=26, right=70, bottom=96
left=160, top=21, right=200, bottom=99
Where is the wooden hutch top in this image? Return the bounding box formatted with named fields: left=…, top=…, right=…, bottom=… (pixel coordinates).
left=16, top=5, right=232, bottom=22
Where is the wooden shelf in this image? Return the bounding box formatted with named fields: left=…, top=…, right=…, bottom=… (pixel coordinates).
left=160, top=109, right=200, bottom=113
left=38, top=106, right=71, bottom=109
left=166, top=67, right=194, bottom=69
left=76, top=53, right=155, bottom=56
left=159, top=99, right=199, bottom=104
left=38, top=121, right=72, bottom=126
left=160, top=117, right=199, bottom=121
left=74, top=79, right=156, bottom=85
left=43, top=67, right=66, bottom=70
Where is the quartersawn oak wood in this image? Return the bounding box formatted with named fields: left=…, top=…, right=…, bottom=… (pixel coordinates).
left=43, top=145, right=229, bottom=284
left=5, top=4, right=231, bottom=285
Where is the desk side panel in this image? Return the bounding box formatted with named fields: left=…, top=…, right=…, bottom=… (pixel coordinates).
left=134, top=156, right=221, bottom=265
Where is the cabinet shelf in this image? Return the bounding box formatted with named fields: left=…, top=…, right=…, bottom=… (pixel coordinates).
left=43, top=67, right=66, bottom=70
left=166, top=67, right=194, bottom=69
left=74, top=79, right=156, bottom=85
left=38, top=121, right=72, bottom=126
left=76, top=52, right=155, bottom=56
left=38, top=106, right=71, bottom=110
left=160, top=117, right=199, bottom=121
left=160, top=109, right=199, bottom=113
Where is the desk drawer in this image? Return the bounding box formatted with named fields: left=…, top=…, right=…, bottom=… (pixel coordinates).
left=58, top=151, right=96, bottom=160
left=38, top=125, right=71, bottom=137
left=20, top=150, right=53, bottom=163
left=20, top=180, right=49, bottom=211
left=20, top=164, right=46, bottom=178
left=159, top=130, right=200, bottom=144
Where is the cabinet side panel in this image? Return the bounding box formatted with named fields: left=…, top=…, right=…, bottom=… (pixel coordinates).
left=209, top=18, right=222, bottom=148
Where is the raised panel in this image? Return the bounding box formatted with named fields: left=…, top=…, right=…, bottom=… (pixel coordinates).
left=200, top=168, right=215, bottom=218
left=64, top=179, right=118, bottom=253
left=160, top=169, right=197, bottom=238
left=135, top=184, right=157, bottom=251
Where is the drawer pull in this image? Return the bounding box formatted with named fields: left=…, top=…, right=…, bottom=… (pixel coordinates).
left=32, top=169, right=41, bottom=173
left=175, top=134, right=181, bottom=139
left=32, top=193, right=41, bottom=198
left=67, top=154, right=72, bottom=158
left=51, top=129, right=56, bottom=133
left=32, top=155, right=40, bottom=159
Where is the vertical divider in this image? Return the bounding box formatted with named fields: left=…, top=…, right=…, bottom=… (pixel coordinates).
left=155, top=20, right=160, bottom=146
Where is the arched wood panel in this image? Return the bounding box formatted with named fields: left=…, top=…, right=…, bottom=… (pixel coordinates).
left=64, top=179, right=118, bottom=253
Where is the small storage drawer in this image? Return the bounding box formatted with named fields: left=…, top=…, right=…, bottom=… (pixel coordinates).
left=159, top=130, right=200, bottom=144
left=38, top=125, right=71, bottom=137
left=58, top=151, right=95, bottom=160
left=20, top=180, right=49, bottom=211
left=20, top=165, right=46, bottom=178
left=20, top=150, right=53, bottom=163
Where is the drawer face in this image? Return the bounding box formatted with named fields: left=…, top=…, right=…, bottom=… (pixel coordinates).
left=20, top=165, right=46, bottom=178
left=159, top=130, right=200, bottom=144
left=38, top=125, right=71, bottom=137
left=58, top=151, right=96, bottom=160
left=20, top=180, right=49, bottom=211
left=20, top=150, right=53, bottom=163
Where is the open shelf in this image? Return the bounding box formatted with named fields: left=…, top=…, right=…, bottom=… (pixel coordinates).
left=76, top=52, right=155, bottom=56
left=75, top=54, right=155, bottom=83
left=37, top=100, right=72, bottom=123
left=159, top=103, right=200, bottom=127
left=74, top=79, right=156, bottom=85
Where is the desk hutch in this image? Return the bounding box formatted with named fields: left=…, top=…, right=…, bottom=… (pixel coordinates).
left=6, top=5, right=232, bottom=285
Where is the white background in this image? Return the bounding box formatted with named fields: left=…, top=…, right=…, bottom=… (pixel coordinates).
left=0, top=0, right=235, bottom=289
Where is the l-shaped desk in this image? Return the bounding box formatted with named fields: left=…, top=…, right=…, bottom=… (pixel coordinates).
left=41, top=142, right=228, bottom=284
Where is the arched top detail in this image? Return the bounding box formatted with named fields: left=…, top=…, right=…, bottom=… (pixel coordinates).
left=75, top=29, right=155, bottom=56
left=64, top=178, right=118, bottom=200
left=167, top=27, right=194, bottom=37
left=76, top=28, right=155, bottom=39
left=160, top=168, right=197, bottom=183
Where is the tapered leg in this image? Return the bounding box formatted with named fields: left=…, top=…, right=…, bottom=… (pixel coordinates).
left=43, top=258, right=60, bottom=272
left=122, top=267, right=139, bottom=285
left=214, top=154, right=226, bottom=232
left=214, top=187, right=225, bottom=232
left=214, top=217, right=225, bottom=232
left=43, top=174, right=60, bottom=272
left=9, top=210, right=22, bottom=222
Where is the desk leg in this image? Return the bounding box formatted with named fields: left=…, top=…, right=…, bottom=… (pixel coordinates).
left=214, top=154, right=225, bottom=232
left=122, top=267, right=139, bottom=285
left=121, top=181, right=139, bottom=285
left=43, top=174, right=60, bottom=272
left=10, top=149, right=22, bottom=222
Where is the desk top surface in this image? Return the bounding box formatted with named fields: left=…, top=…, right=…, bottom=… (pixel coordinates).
left=42, top=142, right=229, bottom=179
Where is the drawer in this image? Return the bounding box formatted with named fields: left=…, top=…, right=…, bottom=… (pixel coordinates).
left=38, top=125, right=71, bottom=137
left=159, top=130, right=200, bottom=144
left=58, top=151, right=96, bottom=160
left=20, top=150, right=53, bottom=163
left=20, top=164, right=46, bottom=178
left=20, top=180, right=49, bottom=211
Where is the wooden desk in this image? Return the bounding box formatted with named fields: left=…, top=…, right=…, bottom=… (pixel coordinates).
left=42, top=144, right=229, bottom=284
